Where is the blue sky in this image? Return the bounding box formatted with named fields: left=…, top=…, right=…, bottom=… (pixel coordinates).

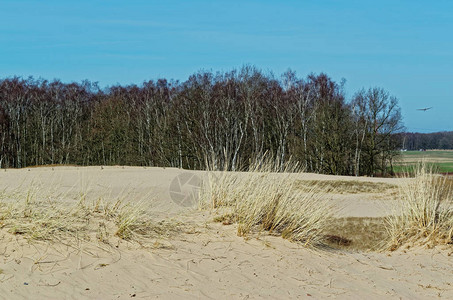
left=1, top=1, right=452, bottom=133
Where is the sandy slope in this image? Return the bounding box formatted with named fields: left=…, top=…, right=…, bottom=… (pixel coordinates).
left=0, top=167, right=452, bottom=299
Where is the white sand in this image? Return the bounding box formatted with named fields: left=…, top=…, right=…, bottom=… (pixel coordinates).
left=0, top=166, right=451, bottom=299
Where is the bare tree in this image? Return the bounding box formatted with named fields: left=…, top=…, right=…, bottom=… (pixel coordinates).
left=352, top=87, right=404, bottom=175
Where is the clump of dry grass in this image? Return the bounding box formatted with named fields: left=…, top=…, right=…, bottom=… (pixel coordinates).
left=323, top=217, right=387, bottom=251
left=386, top=162, right=453, bottom=250
left=296, top=180, right=397, bottom=195
left=0, top=184, right=180, bottom=246
left=200, top=156, right=334, bottom=246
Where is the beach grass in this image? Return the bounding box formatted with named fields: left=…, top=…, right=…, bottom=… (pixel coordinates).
left=199, top=156, right=334, bottom=247
left=386, top=162, right=453, bottom=250
left=0, top=184, right=182, bottom=247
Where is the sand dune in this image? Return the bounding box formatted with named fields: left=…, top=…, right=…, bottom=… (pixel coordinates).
left=0, top=167, right=452, bottom=299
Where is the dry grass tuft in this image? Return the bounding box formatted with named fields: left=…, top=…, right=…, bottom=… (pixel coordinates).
left=0, top=184, right=181, bottom=247
left=323, top=217, right=388, bottom=251
left=296, top=180, right=397, bottom=195
left=200, top=156, right=334, bottom=247
left=386, top=162, right=453, bottom=250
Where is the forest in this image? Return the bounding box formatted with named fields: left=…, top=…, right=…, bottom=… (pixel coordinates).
left=0, top=67, right=403, bottom=176
left=400, top=131, right=453, bottom=150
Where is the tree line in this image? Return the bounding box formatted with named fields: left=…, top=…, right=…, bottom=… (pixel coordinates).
left=0, top=67, right=404, bottom=176
left=400, top=131, right=453, bottom=150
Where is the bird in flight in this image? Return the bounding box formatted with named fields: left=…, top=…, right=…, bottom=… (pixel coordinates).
left=417, top=107, right=433, bottom=111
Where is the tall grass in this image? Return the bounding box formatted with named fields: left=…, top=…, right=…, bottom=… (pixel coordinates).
left=386, top=162, right=453, bottom=250
left=199, top=156, right=333, bottom=246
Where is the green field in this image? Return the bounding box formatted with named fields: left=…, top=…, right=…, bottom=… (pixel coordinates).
left=394, top=150, right=453, bottom=173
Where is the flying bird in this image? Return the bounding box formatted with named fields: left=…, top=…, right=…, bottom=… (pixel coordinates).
left=416, top=107, right=433, bottom=111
